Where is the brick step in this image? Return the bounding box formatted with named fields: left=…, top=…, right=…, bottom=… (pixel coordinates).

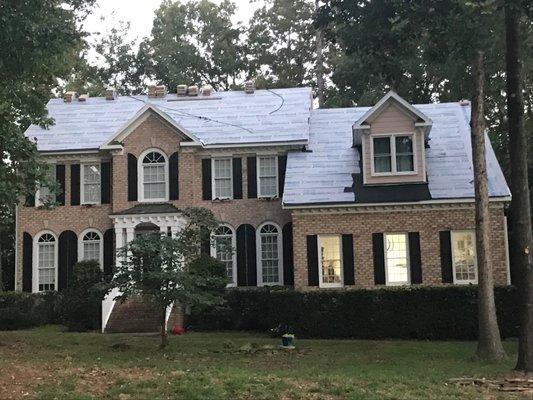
left=104, top=296, right=185, bottom=334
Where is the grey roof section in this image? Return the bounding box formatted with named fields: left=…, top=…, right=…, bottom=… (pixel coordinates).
left=111, top=203, right=180, bottom=215
left=25, top=88, right=312, bottom=151
left=283, top=102, right=510, bottom=206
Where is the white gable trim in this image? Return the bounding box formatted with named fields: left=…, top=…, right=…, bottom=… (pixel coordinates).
left=100, top=105, right=203, bottom=150
left=353, top=91, right=433, bottom=146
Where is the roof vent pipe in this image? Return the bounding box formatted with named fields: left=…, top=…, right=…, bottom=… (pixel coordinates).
left=177, top=84, right=187, bottom=96
left=244, top=80, right=255, bottom=94
left=63, top=91, right=77, bottom=103
left=105, top=88, right=118, bottom=100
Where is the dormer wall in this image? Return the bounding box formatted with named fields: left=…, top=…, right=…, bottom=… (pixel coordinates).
left=361, top=102, right=427, bottom=185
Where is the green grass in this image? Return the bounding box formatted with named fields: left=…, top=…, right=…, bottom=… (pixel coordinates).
left=0, top=326, right=522, bottom=399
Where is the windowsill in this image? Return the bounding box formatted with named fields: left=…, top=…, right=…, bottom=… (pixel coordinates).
left=454, top=281, right=478, bottom=285
left=212, top=198, right=233, bottom=202
left=138, top=198, right=169, bottom=203
left=319, top=284, right=344, bottom=289
left=370, top=171, right=417, bottom=177
left=258, top=196, right=279, bottom=201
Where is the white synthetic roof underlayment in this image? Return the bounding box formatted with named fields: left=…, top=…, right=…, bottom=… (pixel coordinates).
left=283, top=102, right=510, bottom=205
left=25, top=87, right=510, bottom=205
left=25, top=87, right=312, bottom=151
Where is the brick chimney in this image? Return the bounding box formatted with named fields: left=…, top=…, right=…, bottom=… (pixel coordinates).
left=78, top=94, right=89, bottom=102
left=201, top=85, right=212, bottom=96
left=148, top=85, right=166, bottom=98
left=63, top=91, right=77, bottom=102
left=177, top=84, right=187, bottom=96
left=244, top=80, right=255, bottom=94
left=187, top=85, right=199, bottom=96
left=105, top=88, right=117, bottom=100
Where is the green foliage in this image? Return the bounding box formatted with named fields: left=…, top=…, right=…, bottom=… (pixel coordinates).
left=190, top=286, right=519, bottom=340
left=57, top=260, right=106, bottom=332
left=0, top=291, right=59, bottom=330
left=0, top=0, right=94, bottom=224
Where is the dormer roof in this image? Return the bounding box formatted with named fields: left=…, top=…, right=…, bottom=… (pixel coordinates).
left=352, top=90, right=433, bottom=146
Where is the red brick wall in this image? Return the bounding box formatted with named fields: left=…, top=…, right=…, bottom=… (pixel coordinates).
left=292, top=203, right=509, bottom=290
left=16, top=113, right=290, bottom=289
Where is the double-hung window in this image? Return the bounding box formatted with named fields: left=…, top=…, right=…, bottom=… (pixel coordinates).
left=35, top=164, right=56, bottom=207
left=257, top=223, right=282, bottom=285
left=318, top=235, right=343, bottom=287
left=80, top=230, right=102, bottom=267
left=141, top=151, right=167, bottom=201
left=257, top=156, right=278, bottom=198
left=212, top=158, right=233, bottom=199
left=372, top=134, right=415, bottom=174
left=211, top=225, right=236, bottom=286
left=451, top=230, right=477, bottom=284
left=36, top=233, right=57, bottom=291
left=81, top=163, right=101, bottom=204
left=384, top=233, right=410, bottom=285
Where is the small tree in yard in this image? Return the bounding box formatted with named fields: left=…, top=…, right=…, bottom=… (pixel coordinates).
left=111, top=208, right=228, bottom=349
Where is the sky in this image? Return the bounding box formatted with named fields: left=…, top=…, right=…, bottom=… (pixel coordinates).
left=83, top=0, right=262, bottom=46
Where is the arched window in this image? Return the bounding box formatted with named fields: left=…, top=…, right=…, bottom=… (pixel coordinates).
left=139, top=150, right=168, bottom=201
left=36, top=232, right=57, bottom=291
left=79, top=229, right=103, bottom=267
left=211, top=225, right=236, bottom=286
left=257, top=223, right=283, bottom=286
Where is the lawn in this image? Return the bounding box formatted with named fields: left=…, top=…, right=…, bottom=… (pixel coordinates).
left=0, top=326, right=524, bottom=400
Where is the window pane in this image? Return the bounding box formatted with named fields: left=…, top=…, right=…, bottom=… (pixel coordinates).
left=385, top=234, right=409, bottom=284
left=373, top=137, right=391, bottom=155
left=396, top=155, right=414, bottom=172
left=320, top=235, right=341, bottom=284
left=143, top=164, right=166, bottom=199
left=261, top=230, right=279, bottom=283
left=214, top=159, right=231, bottom=179
left=452, top=231, right=477, bottom=282
left=374, top=156, right=392, bottom=173
left=37, top=165, right=56, bottom=206
left=395, top=136, right=413, bottom=154
left=260, top=176, right=277, bottom=197
left=214, top=178, right=232, bottom=198
left=214, top=233, right=234, bottom=283
left=38, top=242, right=55, bottom=291
left=83, top=242, right=100, bottom=262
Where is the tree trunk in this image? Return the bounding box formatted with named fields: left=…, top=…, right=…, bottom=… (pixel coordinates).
left=505, top=0, right=533, bottom=372
left=471, top=50, right=507, bottom=361
left=160, top=307, right=168, bottom=349
left=315, top=0, right=325, bottom=107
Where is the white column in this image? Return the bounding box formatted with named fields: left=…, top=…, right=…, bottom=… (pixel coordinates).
left=160, top=225, right=168, bottom=236
left=114, top=227, right=124, bottom=268
left=125, top=227, right=135, bottom=244
left=170, top=226, right=180, bottom=237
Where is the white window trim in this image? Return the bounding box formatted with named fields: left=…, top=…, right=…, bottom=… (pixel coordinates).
left=384, top=233, right=411, bottom=286
left=78, top=228, right=104, bottom=270
left=211, top=157, right=233, bottom=200
left=256, top=222, right=283, bottom=286
left=370, top=132, right=417, bottom=177
left=80, top=163, right=101, bottom=205
left=256, top=155, right=279, bottom=198
left=138, top=149, right=169, bottom=202
left=35, top=164, right=56, bottom=207
left=32, top=230, right=58, bottom=293
left=317, top=234, right=344, bottom=288
left=210, top=224, right=237, bottom=287
left=451, top=230, right=478, bottom=285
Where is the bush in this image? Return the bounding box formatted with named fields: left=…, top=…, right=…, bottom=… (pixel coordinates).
left=0, top=291, right=59, bottom=330
left=56, top=260, right=107, bottom=331
left=189, top=286, right=519, bottom=340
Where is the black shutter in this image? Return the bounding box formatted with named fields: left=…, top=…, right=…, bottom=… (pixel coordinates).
left=439, top=231, right=453, bottom=283
left=202, top=159, right=212, bottom=200
left=372, top=233, right=386, bottom=285
left=25, top=193, right=35, bottom=207
left=233, top=158, right=242, bottom=199
left=169, top=152, right=179, bottom=200
left=236, top=224, right=256, bottom=286
left=307, top=235, right=319, bottom=286
left=101, top=162, right=111, bottom=204
left=70, top=164, right=80, bottom=206
left=342, top=234, right=355, bottom=285
left=22, top=232, right=33, bottom=292
left=282, top=222, right=294, bottom=285
left=408, top=232, right=422, bottom=284
left=58, top=231, right=77, bottom=290
left=103, top=229, right=114, bottom=276
left=55, top=164, right=65, bottom=205
left=247, top=157, right=257, bottom=198
left=127, top=154, right=138, bottom=201
left=200, top=237, right=211, bottom=256
left=278, top=155, right=287, bottom=198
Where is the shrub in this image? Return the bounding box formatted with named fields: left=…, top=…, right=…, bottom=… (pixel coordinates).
left=56, top=260, right=107, bottom=331
left=0, top=291, right=59, bottom=330
left=189, top=286, right=519, bottom=340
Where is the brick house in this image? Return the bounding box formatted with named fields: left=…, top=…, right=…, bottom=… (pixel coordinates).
left=15, top=85, right=511, bottom=331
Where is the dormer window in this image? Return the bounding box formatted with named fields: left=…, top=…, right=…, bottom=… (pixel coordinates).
left=372, top=134, right=415, bottom=175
